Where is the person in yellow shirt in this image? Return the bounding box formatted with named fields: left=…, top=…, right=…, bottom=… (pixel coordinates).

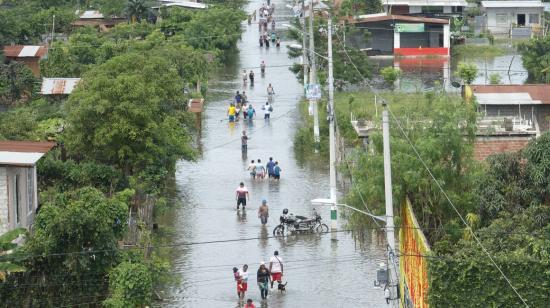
left=228, top=103, right=236, bottom=122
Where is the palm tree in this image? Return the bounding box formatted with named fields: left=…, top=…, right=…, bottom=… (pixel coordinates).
left=126, top=0, right=148, bottom=23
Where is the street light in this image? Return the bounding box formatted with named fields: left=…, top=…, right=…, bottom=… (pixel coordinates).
left=311, top=199, right=386, bottom=223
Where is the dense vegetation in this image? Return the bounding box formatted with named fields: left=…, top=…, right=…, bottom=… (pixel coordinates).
left=330, top=90, right=550, bottom=306
left=0, top=1, right=244, bottom=306
left=519, top=35, right=550, bottom=83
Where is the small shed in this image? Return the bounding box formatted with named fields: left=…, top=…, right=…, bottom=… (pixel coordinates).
left=3, top=45, right=48, bottom=77
left=0, top=141, right=55, bottom=237
left=40, top=78, right=81, bottom=95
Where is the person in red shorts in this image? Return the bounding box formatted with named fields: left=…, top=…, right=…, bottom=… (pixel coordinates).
left=233, top=267, right=243, bottom=299
left=268, top=250, right=283, bottom=288
left=238, top=264, right=249, bottom=300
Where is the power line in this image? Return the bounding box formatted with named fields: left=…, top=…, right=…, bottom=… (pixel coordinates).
left=333, top=30, right=530, bottom=307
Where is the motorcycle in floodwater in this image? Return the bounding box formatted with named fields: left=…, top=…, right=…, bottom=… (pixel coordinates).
left=273, top=210, right=329, bottom=237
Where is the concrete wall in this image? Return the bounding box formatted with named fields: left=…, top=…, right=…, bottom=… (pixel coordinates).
left=485, top=7, right=543, bottom=34
left=0, top=167, right=8, bottom=235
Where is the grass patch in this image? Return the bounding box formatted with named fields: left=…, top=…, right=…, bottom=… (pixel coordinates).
left=452, top=44, right=505, bottom=59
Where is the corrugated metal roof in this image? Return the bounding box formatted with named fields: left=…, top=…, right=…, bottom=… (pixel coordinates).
left=159, top=0, right=208, bottom=9
left=3, top=45, right=48, bottom=58
left=481, top=1, right=543, bottom=8
left=351, top=14, right=449, bottom=25
left=0, top=141, right=55, bottom=166
left=384, top=0, right=467, bottom=6
left=80, top=10, right=104, bottom=19
left=0, top=141, right=56, bottom=153
left=471, top=84, right=550, bottom=104
left=40, top=78, right=81, bottom=95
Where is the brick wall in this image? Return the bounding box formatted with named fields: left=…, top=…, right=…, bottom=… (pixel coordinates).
left=474, top=136, right=532, bottom=161
left=0, top=167, right=8, bottom=235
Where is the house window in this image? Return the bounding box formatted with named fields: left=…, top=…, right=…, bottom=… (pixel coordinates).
left=496, top=14, right=508, bottom=27
left=421, top=6, right=444, bottom=14
left=27, top=169, right=34, bottom=213
left=452, top=6, right=463, bottom=13
left=529, top=14, right=539, bottom=25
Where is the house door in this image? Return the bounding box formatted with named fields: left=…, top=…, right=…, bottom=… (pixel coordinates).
left=517, top=14, right=526, bottom=26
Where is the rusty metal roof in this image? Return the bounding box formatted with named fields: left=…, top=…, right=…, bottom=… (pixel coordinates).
left=40, top=78, right=81, bottom=95
left=351, top=14, right=449, bottom=25
left=471, top=84, right=550, bottom=105
left=0, top=141, right=56, bottom=166
left=3, top=45, right=48, bottom=58
left=0, top=141, right=56, bottom=153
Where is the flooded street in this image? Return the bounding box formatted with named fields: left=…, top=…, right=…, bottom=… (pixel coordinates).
left=160, top=0, right=388, bottom=307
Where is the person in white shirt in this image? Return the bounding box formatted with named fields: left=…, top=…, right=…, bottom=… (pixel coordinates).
left=238, top=264, right=249, bottom=299
left=262, top=102, right=272, bottom=120
left=269, top=250, right=283, bottom=288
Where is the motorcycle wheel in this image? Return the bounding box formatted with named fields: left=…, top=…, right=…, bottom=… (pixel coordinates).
left=315, top=223, right=329, bottom=234
left=273, top=225, right=286, bottom=237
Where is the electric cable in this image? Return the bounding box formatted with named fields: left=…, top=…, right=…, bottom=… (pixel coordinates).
left=333, top=30, right=530, bottom=307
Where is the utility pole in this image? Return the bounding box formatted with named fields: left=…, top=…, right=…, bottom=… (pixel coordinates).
left=382, top=100, right=397, bottom=300
left=327, top=16, right=337, bottom=231
left=51, top=15, right=56, bottom=44
left=309, top=0, right=320, bottom=150
left=302, top=0, right=308, bottom=86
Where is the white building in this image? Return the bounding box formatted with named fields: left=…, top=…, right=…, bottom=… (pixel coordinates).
left=0, top=141, right=55, bottom=236
left=383, top=0, right=467, bottom=16
left=481, top=1, right=544, bottom=34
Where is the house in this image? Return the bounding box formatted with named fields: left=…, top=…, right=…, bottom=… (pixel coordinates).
left=0, top=141, right=56, bottom=236
left=40, top=78, right=81, bottom=96
left=384, top=0, right=467, bottom=16
left=2, top=45, right=48, bottom=77
left=72, top=10, right=126, bottom=32
left=470, top=84, right=550, bottom=160
left=349, top=14, right=450, bottom=57
left=480, top=1, right=544, bottom=35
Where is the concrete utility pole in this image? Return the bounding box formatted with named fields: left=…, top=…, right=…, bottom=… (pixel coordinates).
left=382, top=100, right=397, bottom=300
left=51, top=15, right=55, bottom=44
left=302, top=0, right=308, bottom=86
left=309, top=0, right=320, bottom=150
left=327, top=16, right=337, bottom=231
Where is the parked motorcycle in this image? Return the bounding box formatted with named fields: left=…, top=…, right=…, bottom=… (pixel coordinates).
left=273, top=209, right=329, bottom=237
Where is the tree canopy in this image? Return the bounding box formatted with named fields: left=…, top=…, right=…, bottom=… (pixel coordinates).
left=64, top=52, right=195, bottom=177
left=519, top=35, right=550, bottom=83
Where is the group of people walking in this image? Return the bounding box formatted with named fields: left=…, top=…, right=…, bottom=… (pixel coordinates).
left=233, top=250, right=285, bottom=303
left=246, top=157, right=281, bottom=180
left=229, top=3, right=288, bottom=306
left=258, top=2, right=280, bottom=48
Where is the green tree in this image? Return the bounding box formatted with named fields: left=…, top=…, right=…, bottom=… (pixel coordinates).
left=0, top=187, right=131, bottom=306
left=0, top=62, right=37, bottom=106
left=338, top=0, right=383, bottom=17
left=104, top=261, right=153, bottom=307
left=518, top=35, right=550, bottom=83
left=489, top=73, right=501, bottom=85
left=64, top=53, right=194, bottom=176
left=380, top=66, right=401, bottom=90
left=341, top=92, right=478, bottom=244
left=126, top=0, right=149, bottom=23
left=457, top=62, right=478, bottom=84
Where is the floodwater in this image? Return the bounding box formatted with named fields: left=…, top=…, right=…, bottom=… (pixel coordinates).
left=159, top=0, right=388, bottom=307
left=371, top=45, right=528, bottom=92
